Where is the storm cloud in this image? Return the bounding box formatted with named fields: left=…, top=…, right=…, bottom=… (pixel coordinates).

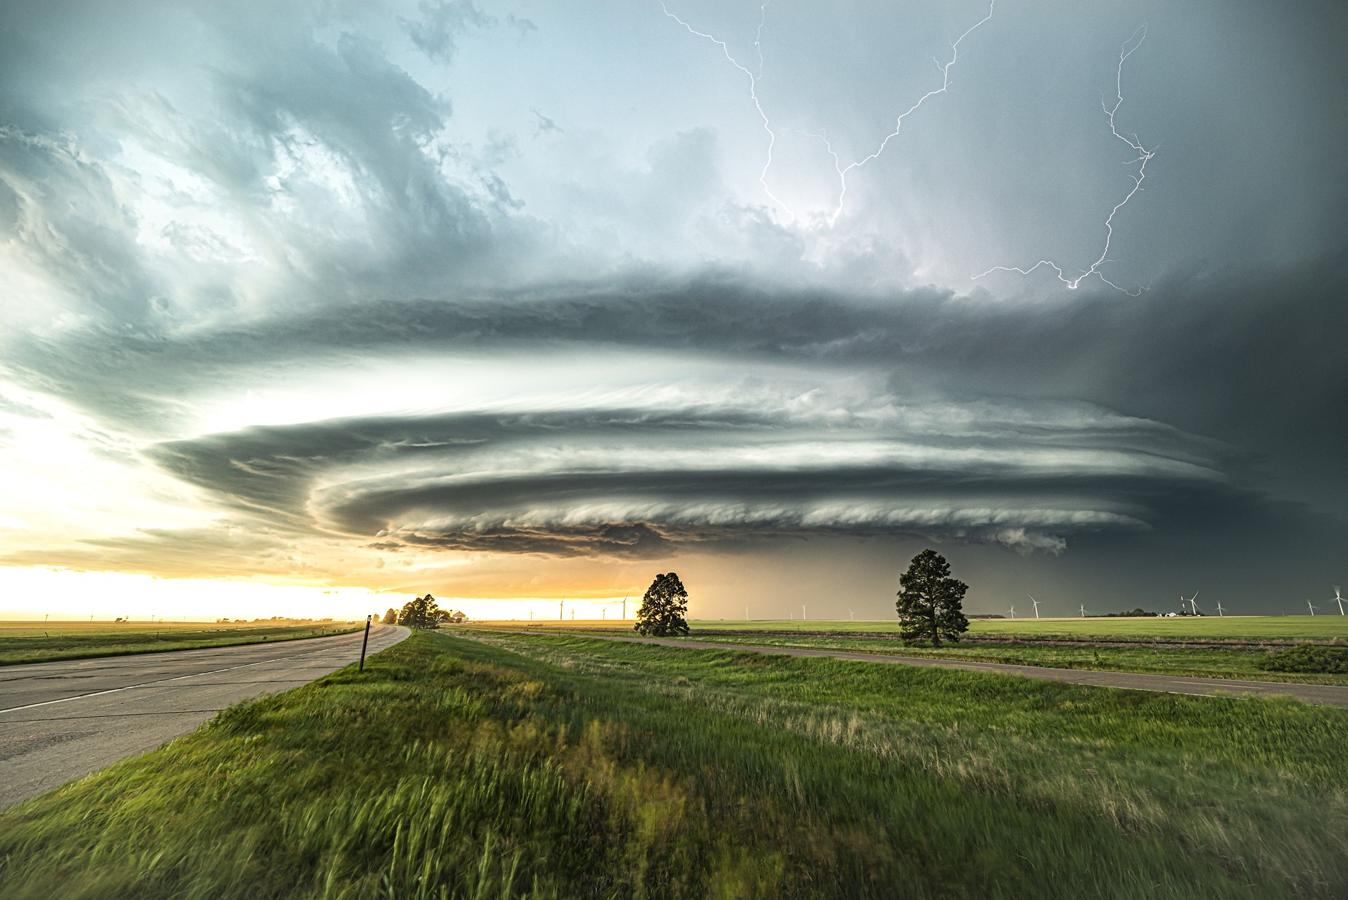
left=1, top=0, right=1345, bottom=614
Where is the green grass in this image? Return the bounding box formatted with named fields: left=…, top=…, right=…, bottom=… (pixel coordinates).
left=1, top=630, right=1344, bottom=897
left=612, top=631, right=1348, bottom=685
left=1262, top=645, right=1348, bottom=674
left=680, top=616, right=1348, bottom=641
left=0, top=621, right=362, bottom=665
left=486, top=615, right=1348, bottom=684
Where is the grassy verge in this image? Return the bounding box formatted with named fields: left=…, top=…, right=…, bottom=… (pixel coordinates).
left=0, top=622, right=362, bottom=666
left=1, top=630, right=1344, bottom=897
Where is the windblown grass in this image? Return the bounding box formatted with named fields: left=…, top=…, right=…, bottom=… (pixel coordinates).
left=1, top=631, right=1344, bottom=897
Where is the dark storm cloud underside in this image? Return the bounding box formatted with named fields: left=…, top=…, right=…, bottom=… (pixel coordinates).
left=7, top=251, right=1343, bottom=560
left=12, top=254, right=1346, bottom=460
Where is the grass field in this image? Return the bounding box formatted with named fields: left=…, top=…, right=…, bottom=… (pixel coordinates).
left=679, top=616, right=1348, bottom=641
left=1, top=630, right=1343, bottom=897
left=618, top=631, right=1348, bottom=684
left=476, top=616, right=1348, bottom=684
left=0, top=620, right=362, bottom=665
left=486, top=616, right=1348, bottom=641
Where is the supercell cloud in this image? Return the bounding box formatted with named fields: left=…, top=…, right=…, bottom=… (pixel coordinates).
left=1, top=0, right=1344, bottom=614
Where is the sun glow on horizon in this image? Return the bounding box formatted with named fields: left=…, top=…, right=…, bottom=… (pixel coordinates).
left=0, top=566, right=650, bottom=623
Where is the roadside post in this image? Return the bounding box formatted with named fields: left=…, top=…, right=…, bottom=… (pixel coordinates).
left=358, top=614, right=372, bottom=672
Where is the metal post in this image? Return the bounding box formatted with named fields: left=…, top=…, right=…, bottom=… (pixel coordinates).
left=358, top=614, right=372, bottom=672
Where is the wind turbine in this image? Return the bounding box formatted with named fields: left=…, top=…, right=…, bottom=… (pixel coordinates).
left=801, top=603, right=807, bottom=621
left=1214, top=601, right=1226, bottom=617
left=849, top=609, right=855, bottom=621
left=1181, top=591, right=1200, bottom=616
left=1028, top=594, right=1041, bottom=619
left=1079, top=604, right=1087, bottom=618
left=1334, top=586, right=1344, bottom=616
left=1307, top=599, right=1318, bottom=617
left=1007, top=603, right=1016, bottom=620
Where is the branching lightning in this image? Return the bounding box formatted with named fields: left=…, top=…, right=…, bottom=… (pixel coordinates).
left=972, top=26, right=1156, bottom=294
left=810, top=0, right=996, bottom=226
left=658, top=0, right=995, bottom=226
left=658, top=1, right=793, bottom=217
left=660, top=3, right=1157, bottom=293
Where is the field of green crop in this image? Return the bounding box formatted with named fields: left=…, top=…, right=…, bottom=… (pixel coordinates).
left=685, top=615, right=1348, bottom=641
left=0, top=620, right=361, bottom=665
left=637, top=631, right=1348, bottom=684
left=1, top=630, right=1343, bottom=897
left=480, top=615, right=1348, bottom=683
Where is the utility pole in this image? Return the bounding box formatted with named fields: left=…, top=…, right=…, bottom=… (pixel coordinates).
left=358, top=615, right=372, bottom=672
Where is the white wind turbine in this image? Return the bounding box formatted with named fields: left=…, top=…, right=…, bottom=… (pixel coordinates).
left=849, top=609, right=855, bottom=621
left=1181, top=591, right=1200, bottom=615
left=1028, top=594, right=1041, bottom=619
left=1079, top=603, right=1087, bottom=618
left=1334, top=586, right=1344, bottom=616
left=1307, top=599, right=1318, bottom=616
left=1007, top=603, right=1016, bottom=620
left=1214, top=601, right=1226, bottom=617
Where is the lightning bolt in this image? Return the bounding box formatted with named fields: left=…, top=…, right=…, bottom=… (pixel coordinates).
left=810, top=0, right=996, bottom=227
left=972, top=26, right=1156, bottom=294
left=659, top=1, right=794, bottom=218
left=659, top=1, right=995, bottom=227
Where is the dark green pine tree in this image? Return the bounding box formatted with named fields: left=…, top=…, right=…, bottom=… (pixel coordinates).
left=633, top=572, right=691, bottom=637
left=896, top=549, right=970, bottom=646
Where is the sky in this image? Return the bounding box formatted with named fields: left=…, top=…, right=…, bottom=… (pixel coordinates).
left=1, top=0, right=1345, bottom=621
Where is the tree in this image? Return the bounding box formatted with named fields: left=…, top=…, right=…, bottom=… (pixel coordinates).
left=397, top=594, right=445, bottom=629
left=382, top=608, right=398, bottom=625
left=634, top=572, right=690, bottom=637
left=896, top=549, right=969, bottom=646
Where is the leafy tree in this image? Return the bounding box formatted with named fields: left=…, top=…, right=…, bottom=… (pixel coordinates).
left=896, top=549, right=969, bottom=646
left=382, top=608, right=398, bottom=625
left=398, top=594, right=445, bottom=629
left=634, top=572, right=690, bottom=637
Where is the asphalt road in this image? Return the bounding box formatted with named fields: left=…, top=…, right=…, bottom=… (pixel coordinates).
left=0, top=624, right=409, bottom=810
left=590, top=634, right=1348, bottom=708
